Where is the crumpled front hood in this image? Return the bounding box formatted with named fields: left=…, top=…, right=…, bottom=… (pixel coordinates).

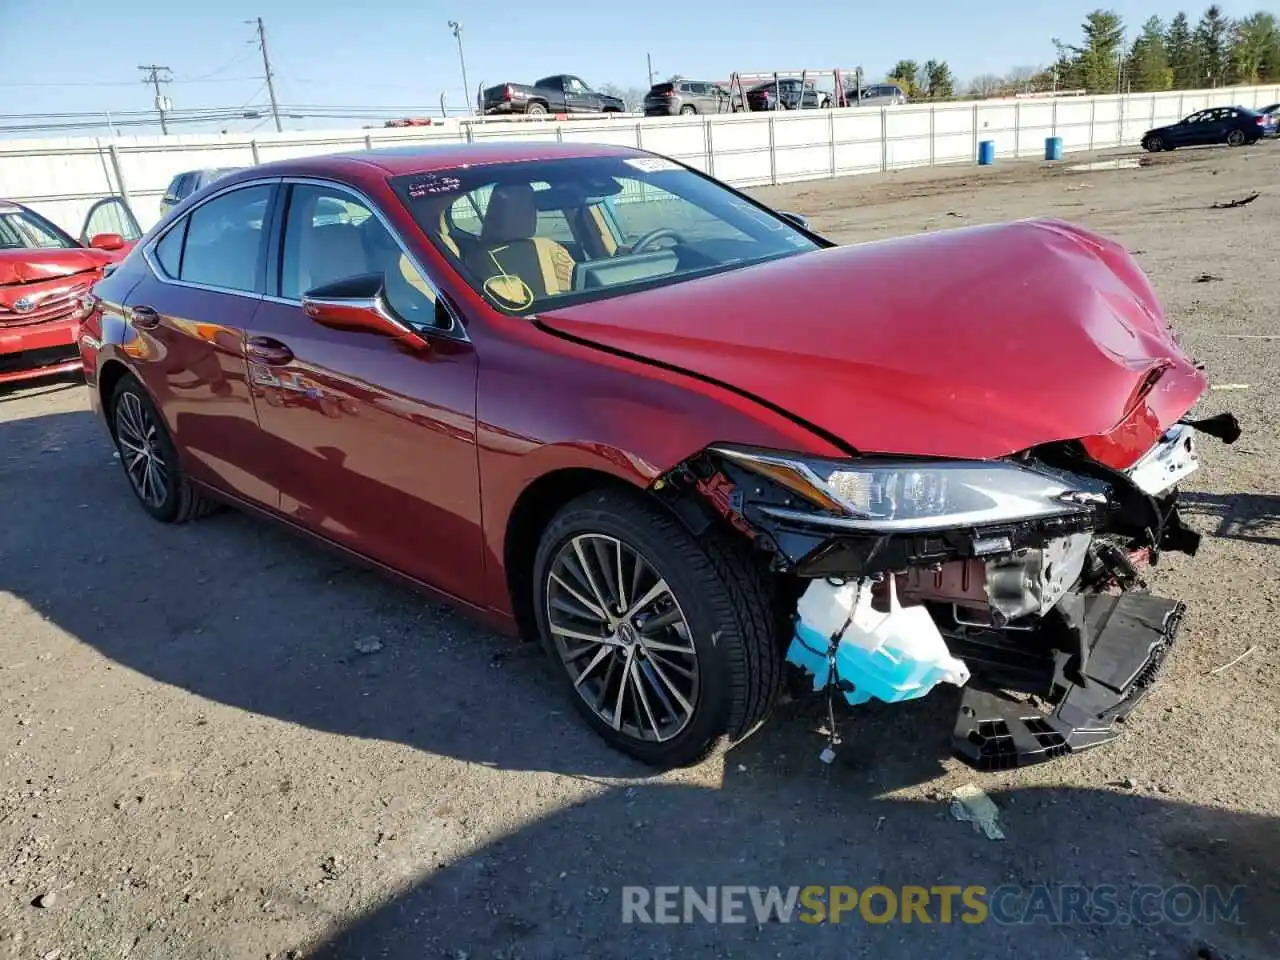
left=537, top=218, right=1206, bottom=468
left=0, top=248, right=112, bottom=286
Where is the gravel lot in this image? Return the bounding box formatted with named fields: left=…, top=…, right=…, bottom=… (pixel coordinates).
left=2, top=144, right=1277, bottom=960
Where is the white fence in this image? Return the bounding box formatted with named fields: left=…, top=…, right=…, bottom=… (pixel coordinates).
left=5, top=82, right=1279, bottom=236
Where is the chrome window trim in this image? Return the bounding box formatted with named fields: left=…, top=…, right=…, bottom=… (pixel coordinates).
left=142, top=176, right=281, bottom=300
left=278, top=176, right=467, bottom=342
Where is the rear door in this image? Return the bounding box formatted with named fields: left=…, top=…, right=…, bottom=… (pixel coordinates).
left=122, top=180, right=280, bottom=506
left=243, top=179, right=484, bottom=602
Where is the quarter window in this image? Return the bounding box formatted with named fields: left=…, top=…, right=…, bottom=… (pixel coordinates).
left=179, top=184, right=272, bottom=293
left=153, top=219, right=186, bottom=276
left=280, top=184, right=437, bottom=329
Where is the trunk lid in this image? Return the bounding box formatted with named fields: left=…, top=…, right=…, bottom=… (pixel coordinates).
left=536, top=219, right=1206, bottom=467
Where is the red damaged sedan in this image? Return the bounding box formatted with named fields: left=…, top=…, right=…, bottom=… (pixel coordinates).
left=80, top=143, right=1238, bottom=769
left=1, top=198, right=139, bottom=386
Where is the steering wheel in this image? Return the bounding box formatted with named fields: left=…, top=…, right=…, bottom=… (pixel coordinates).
left=629, top=227, right=685, bottom=253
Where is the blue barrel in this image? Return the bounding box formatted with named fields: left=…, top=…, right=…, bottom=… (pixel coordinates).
left=1045, top=136, right=1064, bottom=161
left=978, top=140, right=995, bottom=165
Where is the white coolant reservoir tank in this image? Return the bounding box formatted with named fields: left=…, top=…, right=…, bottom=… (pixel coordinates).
left=788, top=576, right=971, bottom=705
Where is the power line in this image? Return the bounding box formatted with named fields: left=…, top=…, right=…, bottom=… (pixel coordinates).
left=138, top=65, right=173, bottom=135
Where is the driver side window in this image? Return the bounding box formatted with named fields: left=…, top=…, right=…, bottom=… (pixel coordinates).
left=280, top=184, right=437, bottom=328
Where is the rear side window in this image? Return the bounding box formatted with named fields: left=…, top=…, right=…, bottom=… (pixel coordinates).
left=178, top=184, right=272, bottom=292
left=154, top=219, right=185, bottom=276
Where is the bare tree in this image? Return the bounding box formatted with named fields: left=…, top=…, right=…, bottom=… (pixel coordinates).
left=967, top=73, right=1003, bottom=98
left=600, top=82, right=647, bottom=112
left=1003, top=64, right=1040, bottom=91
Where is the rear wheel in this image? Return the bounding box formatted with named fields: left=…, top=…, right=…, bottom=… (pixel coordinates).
left=1227, top=128, right=1246, bottom=146
left=525, top=102, right=548, bottom=116
left=532, top=488, right=780, bottom=768
left=110, top=374, right=217, bottom=524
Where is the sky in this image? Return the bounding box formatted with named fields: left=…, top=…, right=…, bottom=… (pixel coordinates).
left=0, top=0, right=1248, bottom=134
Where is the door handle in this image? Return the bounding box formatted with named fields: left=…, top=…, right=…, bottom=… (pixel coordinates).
left=130, top=304, right=160, bottom=329
left=246, top=336, right=294, bottom=366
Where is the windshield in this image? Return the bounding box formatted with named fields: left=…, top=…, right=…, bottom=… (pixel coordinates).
left=390, top=155, right=818, bottom=314
left=0, top=208, right=75, bottom=250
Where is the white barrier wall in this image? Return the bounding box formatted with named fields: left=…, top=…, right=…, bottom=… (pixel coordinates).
left=4, top=83, right=1278, bottom=235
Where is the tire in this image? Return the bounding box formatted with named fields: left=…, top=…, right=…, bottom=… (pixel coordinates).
left=1144, top=135, right=1164, bottom=153
left=525, top=102, right=548, bottom=116
left=532, top=488, right=780, bottom=768
left=679, top=104, right=697, bottom=115
left=109, top=374, right=218, bottom=524
left=1227, top=129, right=1245, bottom=146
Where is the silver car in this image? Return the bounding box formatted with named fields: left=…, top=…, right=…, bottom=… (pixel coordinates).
left=159, top=167, right=242, bottom=216
left=844, top=83, right=908, bottom=107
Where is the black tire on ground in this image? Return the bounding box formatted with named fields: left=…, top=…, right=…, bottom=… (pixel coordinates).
left=525, top=102, right=548, bottom=116
left=679, top=104, right=697, bottom=115
left=1144, top=135, right=1164, bottom=153
left=1227, top=129, right=1246, bottom=146
left=110, top=374, right=218, bottom=524
left=532, top=487, right=780, bottom=768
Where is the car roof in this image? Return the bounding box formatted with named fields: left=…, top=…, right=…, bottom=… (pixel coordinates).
left=241, top=140, right=648, bottom=181
left=0, top=200, right=31, bottom=214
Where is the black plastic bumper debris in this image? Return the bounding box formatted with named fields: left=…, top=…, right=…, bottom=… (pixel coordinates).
left=952, top=592, right=1185, bottom=771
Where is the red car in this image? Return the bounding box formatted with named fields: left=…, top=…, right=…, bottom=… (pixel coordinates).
left=80, top=143, right=1238, bottom=769
left=1, top=198, right=139, bottom=386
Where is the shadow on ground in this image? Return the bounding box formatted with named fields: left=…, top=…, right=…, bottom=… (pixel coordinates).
left=1181, top=492, right=1280, bottom=548
left=303, top=783, right=1278, bottom=960
left=2, top=402, right=1276, bottom=959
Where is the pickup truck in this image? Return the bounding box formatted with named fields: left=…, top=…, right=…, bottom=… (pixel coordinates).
left=481, top=75, right=626, bottom=116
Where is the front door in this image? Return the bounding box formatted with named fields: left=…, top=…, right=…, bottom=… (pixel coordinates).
left=563, top=76, right=593, bottom=113
left=121, top=182, right=279, bottom=506
left=245, top=180, right=484, bottom=603
left=1172, top=111, right=1211, bottom=146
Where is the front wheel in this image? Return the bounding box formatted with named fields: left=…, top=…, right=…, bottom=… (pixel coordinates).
left=532, top=488, right=780, bottom=768
left=1227, top=128, right=1246, bottom=146
left=1144, top=135, right=1164, bottom=153
left=679, top=104, right=697, bottom=115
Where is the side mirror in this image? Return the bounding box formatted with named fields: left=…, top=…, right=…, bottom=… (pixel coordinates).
left=779, top=211, right=810, bottom=231
left=301, top=273, right=427, bottom=349
left=89, top=233, right=125, bottom=251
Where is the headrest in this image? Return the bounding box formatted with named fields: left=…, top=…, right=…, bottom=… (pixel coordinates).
left=480, top=184, right=537, bottom=243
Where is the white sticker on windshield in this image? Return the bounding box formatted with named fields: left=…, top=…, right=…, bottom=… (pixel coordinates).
left=624, top=157, right=681, bottom=173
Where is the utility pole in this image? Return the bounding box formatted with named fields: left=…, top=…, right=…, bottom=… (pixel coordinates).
left=647, top=53, right=655, bottom=87
left=138, top=65, right=173, bottom=135
left=447, top=21, right=471, bottom=115
left=252, top=17, right=283, bottom=132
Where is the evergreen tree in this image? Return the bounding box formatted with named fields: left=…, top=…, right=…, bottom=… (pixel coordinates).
left=1166, top=12, right=1200, bottom=88
left=1195, top=4, right=1232, bottom=86
left=923, top=60, right=955, bottom=99
left=1130, top=15, right=1173, bottom=90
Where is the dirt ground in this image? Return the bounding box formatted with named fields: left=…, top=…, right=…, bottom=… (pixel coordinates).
left=2, top=144, right=1278, bottom=960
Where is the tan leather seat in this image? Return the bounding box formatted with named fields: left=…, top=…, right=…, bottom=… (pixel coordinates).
left=465, top=184, right=575, bottom=301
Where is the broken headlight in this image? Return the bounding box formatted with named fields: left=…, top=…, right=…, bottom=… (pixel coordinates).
left=712, top=446, right=1105, bottom=533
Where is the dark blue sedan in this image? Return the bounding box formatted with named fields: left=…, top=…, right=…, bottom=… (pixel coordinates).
left=1142, top=106, right=1272, bottom=151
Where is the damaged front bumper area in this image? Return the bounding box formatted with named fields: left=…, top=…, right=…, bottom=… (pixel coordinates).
left=653, top=416, right=1240, bottom=770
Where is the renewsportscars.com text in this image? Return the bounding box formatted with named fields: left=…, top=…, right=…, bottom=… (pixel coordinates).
left=621, top=884, right=1247, bottom=926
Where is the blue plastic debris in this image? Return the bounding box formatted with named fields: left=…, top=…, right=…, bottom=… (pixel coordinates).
left=787, top=577, right=970, bottom=706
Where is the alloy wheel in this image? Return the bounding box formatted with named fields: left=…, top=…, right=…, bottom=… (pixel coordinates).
left=115, top=391, right=169, bottom=509
left=545, top=533, right=699, bottom=743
